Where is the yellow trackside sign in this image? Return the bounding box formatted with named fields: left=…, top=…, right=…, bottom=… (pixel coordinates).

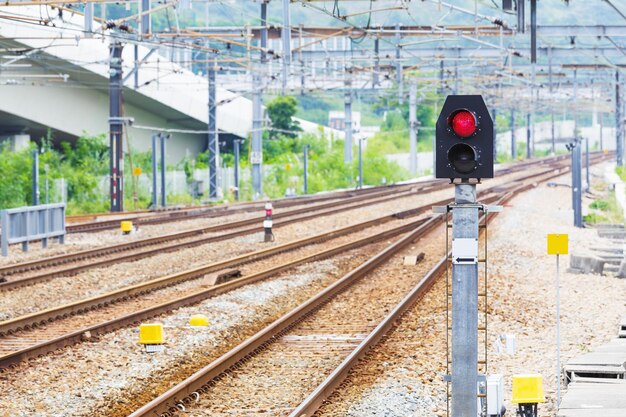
left=133, top=167, right=142, bottom=176
left=547, top=234, right=568, bottom=255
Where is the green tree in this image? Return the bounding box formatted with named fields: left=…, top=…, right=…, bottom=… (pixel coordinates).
left=266, top=96, right=302, bottom=139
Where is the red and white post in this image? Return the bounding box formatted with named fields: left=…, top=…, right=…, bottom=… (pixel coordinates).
left=264, top=202, right=274, bottom=242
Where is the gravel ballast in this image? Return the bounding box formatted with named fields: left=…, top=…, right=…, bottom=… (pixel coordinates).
left=316, top=162, right=626, bottom=417
left=0, top=244, right=389, bottom=417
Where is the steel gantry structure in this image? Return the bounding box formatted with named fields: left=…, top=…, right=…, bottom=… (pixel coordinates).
left=1, top=0, right=626, bottom=201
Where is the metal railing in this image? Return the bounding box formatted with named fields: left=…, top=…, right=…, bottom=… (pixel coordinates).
left=1, top=203, right=66, bottom=256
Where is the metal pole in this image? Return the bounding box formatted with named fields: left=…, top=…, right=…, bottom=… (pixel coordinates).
left=109, top=42, right=124, bottom=212
left=526, top=112, right=531, bottom=159
left=572, top=142, right=583, bottom=227
left=517, top=0, right=525, bottom=33
left=454, top=60, right=459, bottom=94
left=395, top=23, right=403, bottom=103
left=44, top=164, right=49, bottom=204
left=31, top=149, right=39, bottom=206
left=261, top=1, right=268, bottom=63
left=409, top=81, right=418, bottom=176
left=344, top=78, right=353, bottom=163
left=574, top=69, right=578, bottom=137
left=152, top=133, right=158, bottom=208
left=585, top=137, right=590, bottom=192
left=556, top=254, right=561, bottom=407
left=373, top=36, right=380, bottom=87
left=133, top=45, right=139, bottom=89
left=358, top=138, right=363, bottom=189
left=84, top=2, right=93, bottom=37
left=451, top=182, right=479, bottom=417
left=550, top=111, right=556, bottom=155
left=511, top=109, right=516, bottom=160
left=492, top=108, right=498, bottom=162
left=160, top=134, right=166, bottom=208
left=548, top=46, right=555, bottom=155
left=530, top=0, right=537, bottom=63
left=303, top=144, right=309, bottom=194
left=616, top=71, right=623, bottom=166
left=252, top=73, right=263, bottom=198
left=140, top=0, right=150, bottom=36
left=207, top=56, right=218, bottom=199
left=234, top=139, right=240, bottom=201
left=281, top=0, right=291, bottom=94
left=600, top=114, right=604, bottom=151
left=439, top=60, right=444, bottom=95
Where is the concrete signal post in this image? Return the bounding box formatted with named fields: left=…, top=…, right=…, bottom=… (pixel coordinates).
left=434, top=95, right=500, bottom=417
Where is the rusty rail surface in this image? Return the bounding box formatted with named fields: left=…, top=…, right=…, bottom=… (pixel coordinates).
left=0, top=153, right=610, bottom=375
left=65, top=182, right=428, bottom=233
left=126, top=154, right=610, bottom=417
left=0, top=212, right=440, bottom=370
left=0, top=185, right=437, bottom=289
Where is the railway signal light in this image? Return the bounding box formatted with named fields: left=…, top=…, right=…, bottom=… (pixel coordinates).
left=435, top=95, right=494, bottom=180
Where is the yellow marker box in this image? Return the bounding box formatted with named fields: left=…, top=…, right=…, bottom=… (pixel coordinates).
left=139, top=323, right=164, bottom=345
left=512, top=374, right=545, bottom=404
left=547, top=234, right=568, bottom=255
left=189, top=314, right=210, bottom=327
left=121, top=221, right=133, bottom=234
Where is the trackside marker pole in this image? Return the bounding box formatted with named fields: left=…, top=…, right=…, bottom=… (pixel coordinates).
left=547, top=233, right=568, bottom=409
left=264, top=202, right=274, bottom=243
left=556, top=253, right=561, bottom=407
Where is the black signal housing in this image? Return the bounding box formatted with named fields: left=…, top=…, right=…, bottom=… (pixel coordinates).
left=435, top=95, right=494, bottom=180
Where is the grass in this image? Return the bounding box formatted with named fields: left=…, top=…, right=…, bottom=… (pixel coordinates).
left=584, top=192, right=624, bottom=225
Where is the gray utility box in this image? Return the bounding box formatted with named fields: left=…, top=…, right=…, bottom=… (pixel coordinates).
left=1, top=203, right=66, bottom=256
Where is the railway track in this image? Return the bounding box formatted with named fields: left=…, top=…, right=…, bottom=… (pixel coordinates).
left=0, top=155, right=610, bottom=375
left=65, top=183, right=422, bottom=233
left=125, top=155, right=608, bottom=417
left=0, top=184, right=440, bottom=290
left=125, top=191, right=511, bottom=417
left=0, top=201, right=452, bottom=370
left=0, top=153, right=585, bottom=290
left=62, top=153, right=573, bottom=233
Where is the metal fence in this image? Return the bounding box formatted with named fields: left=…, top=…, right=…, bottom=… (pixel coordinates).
left=1, top=203, right=66, bottom=256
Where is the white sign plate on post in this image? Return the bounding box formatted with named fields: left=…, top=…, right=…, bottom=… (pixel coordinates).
left=452, top=238, right=478, bottom=264
left=250, top=151, right=262, bottom=164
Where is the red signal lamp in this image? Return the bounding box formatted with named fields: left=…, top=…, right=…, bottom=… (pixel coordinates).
left=450, top=110, right=477, bottom=138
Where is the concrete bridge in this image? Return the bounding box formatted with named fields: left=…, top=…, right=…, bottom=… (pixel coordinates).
left=0, top=6, right=340, bottom=163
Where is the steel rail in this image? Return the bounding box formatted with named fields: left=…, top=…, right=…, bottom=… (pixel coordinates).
left=126, top=153, right=612, bottom=417
left=64, top=181, right=412, bottom=225
left=0, top=153, right=604, bottom=292
left=289, top=194, right=513, bottom=417
left=61, top=153, right=577, bottom=233
left=0, top=154, right=610, bottom=373
left=127, top=215, right=444, bottom=417
left=287, top=154, right=614, bottom=416
left=0, top=152, right=582, bottom=283
left=0, top=214, right=447, bottom=370
left=0, top=185, right=431, bottom=284
left=65, top=182, right=427, bottom=233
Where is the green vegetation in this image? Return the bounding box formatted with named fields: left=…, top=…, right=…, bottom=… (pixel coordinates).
left=0, top=134, right=110, bottom=214
left=266, top=96, right=302, bottom=139
left=584, top=193, right=623, bottom=225
left=0, top=93, right=430, bottom=214
left=246, top=134, right=408, bottom=200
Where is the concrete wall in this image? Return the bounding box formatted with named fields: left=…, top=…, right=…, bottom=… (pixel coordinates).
left=0, top=84, right=204, bottom=162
